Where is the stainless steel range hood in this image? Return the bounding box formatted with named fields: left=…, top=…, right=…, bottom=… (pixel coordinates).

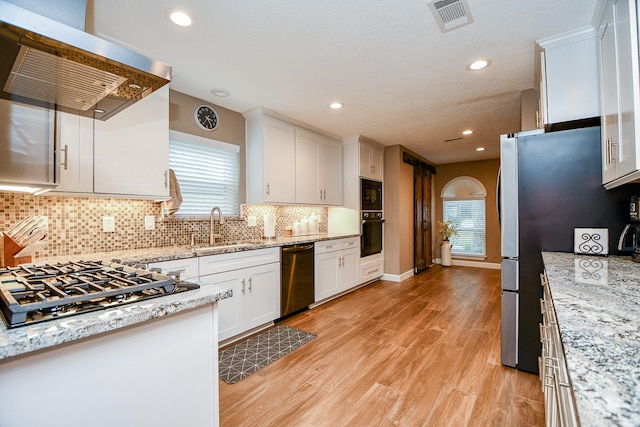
left=0, top=0, right=171, bottom=120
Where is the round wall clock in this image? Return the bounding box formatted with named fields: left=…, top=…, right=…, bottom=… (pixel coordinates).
left=194, top=105, right=219, bottom=131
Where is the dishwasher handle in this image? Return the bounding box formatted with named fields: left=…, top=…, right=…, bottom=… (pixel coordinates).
left=282, top=244, right=314, bottom=253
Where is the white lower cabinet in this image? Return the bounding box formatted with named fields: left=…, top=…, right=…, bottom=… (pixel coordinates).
left=199, top=248, right=280, bottom=342
left=314, top=238, right=359, bottom=302
left=359, top=252, right=384, bottom=284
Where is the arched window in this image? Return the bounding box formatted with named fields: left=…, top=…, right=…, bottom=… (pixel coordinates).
left=441, top=176, right=487, bottom=257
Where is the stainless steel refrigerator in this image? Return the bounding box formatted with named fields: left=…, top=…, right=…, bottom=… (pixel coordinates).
left=499, top=125, right=640, bottom=374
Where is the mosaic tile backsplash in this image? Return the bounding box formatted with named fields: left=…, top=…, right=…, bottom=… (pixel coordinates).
left=0, top=192, right=327, bottom=262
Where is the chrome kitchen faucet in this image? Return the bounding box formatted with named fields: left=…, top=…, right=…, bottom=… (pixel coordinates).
left=210, top=207, right=224, bottom=244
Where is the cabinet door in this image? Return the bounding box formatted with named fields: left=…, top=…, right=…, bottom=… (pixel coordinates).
left=295, top=129, right=321, bottom=204
left=601, top=8, right=620, bottom=183
left=93, top=86, right=169, bottom=198
left=55, top=112, right=94, bottom=193
left=614, top=0, right=639, bottom=177
left=341, top=247, right=360, bottom=290
left=263, top=117, right=296, bottom=203
left=203, top=270, right=246, bottom=342
left=319, top=137, right=343, bottom=205
left=245, top=263, right=280, bottom=330
left=359, top=143, right=383, bottom=179
left=370, top=146, right=383, bottom=180
left=314, top=251, right=341, bottom=301
left=359, top=144, right=372, bottom=178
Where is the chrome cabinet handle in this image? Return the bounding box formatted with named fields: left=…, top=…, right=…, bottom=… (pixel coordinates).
left=60, top=144, right=69, bottom=170
left=248, top=277, right=253, bottom=292
left=164, top=170, right=168, bottom=188
left=241, top=279, right=246, bottom=295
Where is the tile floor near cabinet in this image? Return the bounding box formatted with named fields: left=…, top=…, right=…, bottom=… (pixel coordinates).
left=219, top=266, right=544, bottom=426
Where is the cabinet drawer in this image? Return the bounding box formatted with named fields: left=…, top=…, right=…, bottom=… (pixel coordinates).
left=315, top=240, right=342, bottom=255
left=360, top=256, right=383, bottom=283
left=340, top=237, right=360, bottom=250
left=199, top=247, right=280, bottom=276
left=149, top=257, right=198, bottom=281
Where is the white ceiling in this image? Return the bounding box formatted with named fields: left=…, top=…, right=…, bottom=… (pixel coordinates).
left=91, top=0, right=598, bottom=165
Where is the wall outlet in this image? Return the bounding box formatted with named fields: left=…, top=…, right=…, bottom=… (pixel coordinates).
left=102, top=216, right=115, bottom=233
left=144, top=215, right=155, bottom=230
left=247, top=215, right=257, bottom=227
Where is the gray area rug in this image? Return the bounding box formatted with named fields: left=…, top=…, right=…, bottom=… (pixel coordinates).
left=219, top=325, right=317, bottom=384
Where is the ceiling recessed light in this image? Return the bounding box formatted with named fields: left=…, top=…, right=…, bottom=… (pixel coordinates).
left=211, top=88, right=230, bottom=97
left=329, top=102, right=343, bottom=109
left=467, top=59, right=491, bottom=71
left=476, top=147, right=485, bottom=151
left=462, top=129, right=473, bottom=135
left=165, top=9, right=193, bottom=27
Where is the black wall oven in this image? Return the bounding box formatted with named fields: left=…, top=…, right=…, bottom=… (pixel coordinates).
left=361, top=211, right=384, bottom=257
left=361, top=178, right=382, bottom=211
left=360, top=178, right=384, bottom=257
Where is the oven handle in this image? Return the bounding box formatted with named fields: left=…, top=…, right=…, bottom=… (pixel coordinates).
left=361, top=219, right=386, bottom=224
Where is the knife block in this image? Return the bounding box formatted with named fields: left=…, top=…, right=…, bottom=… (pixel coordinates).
left=3, top=234, right=32, bottom=267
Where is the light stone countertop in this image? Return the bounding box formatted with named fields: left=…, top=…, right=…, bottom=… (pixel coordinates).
left=32, top=233, right=360, bottom=265
left=541, top=252, right=640, bottom=427
left=1, top=233, right=358, bottom=361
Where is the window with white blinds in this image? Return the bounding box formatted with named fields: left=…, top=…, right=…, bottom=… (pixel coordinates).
left=442, top=176, right=487, bottom=257
left=168, top=130, right=240, bottom=216
left=443, top=200, right=486, bottom=256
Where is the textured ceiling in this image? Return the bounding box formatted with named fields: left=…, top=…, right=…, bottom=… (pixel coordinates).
left=91, top=0, right=599, bottom=165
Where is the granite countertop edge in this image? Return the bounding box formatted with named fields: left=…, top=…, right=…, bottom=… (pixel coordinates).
left=0, top=284, right=231, bottom=361
left=541, top=252, right=640, bottom=427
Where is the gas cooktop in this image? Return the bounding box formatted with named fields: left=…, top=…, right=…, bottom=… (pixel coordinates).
left=0, top=260, right=199, bottom=328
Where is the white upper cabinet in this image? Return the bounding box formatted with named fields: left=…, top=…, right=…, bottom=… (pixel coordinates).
left=245, top=114, right=296, bottom=204
left=359, top=141, right=383, bottom=180
left=56, top=112, right=94, bottom=193
left=318, top=136, right=343, bottom=205
left=245, top=108, right=342, bottom=205
left=295, top=129, right=343, bottom=205
left=295, top=128, right=321, bottom=204
left=94, top=86, right=170, bottom=198
left=537, top=28, right=601, bottom=126
left=597, top=0, right=640, bottom=188
left=53, top=85, right=170, bottom=199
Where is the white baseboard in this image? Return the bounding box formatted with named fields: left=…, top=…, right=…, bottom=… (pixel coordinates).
left=435, top=258, right=501, bottom=269
left=381, top=269, right=414, bottom=282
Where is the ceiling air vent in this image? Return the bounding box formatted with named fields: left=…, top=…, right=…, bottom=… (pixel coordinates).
left=428, top=0, right=474, bottom=33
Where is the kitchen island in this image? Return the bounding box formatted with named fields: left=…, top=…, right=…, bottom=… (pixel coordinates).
left=0, top=233, right=360, bottom=427
left=542, top=252, right=640, bottom=426
left=0, top=282, right=232, bottom=427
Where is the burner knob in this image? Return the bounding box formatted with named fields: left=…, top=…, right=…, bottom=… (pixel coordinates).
left=167, top=270, right=184, bottom=281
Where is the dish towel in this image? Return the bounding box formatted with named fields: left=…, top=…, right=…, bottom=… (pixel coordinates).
left=165, top=169, right=183, bottom=216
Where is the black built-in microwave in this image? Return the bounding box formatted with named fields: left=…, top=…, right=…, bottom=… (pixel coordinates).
left=361, top=178, right=382, bottom=211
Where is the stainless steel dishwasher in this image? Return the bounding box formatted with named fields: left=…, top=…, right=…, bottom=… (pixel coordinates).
left=281, top=244, right=315, bottom=317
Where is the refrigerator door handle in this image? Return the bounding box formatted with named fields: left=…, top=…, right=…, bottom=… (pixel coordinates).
left=618, top=223, right=630, bottom=251
left=496, top=167, right=501, bottom=228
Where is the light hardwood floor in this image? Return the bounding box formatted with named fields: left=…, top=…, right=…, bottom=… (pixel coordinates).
left=219, top=265, right=544, bottom=426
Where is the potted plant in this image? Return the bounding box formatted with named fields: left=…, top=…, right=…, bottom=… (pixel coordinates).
left=438, top=220, right=459, bottom=267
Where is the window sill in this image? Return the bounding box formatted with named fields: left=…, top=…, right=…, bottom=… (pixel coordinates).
left=452, top=254, right=487, bottom=261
